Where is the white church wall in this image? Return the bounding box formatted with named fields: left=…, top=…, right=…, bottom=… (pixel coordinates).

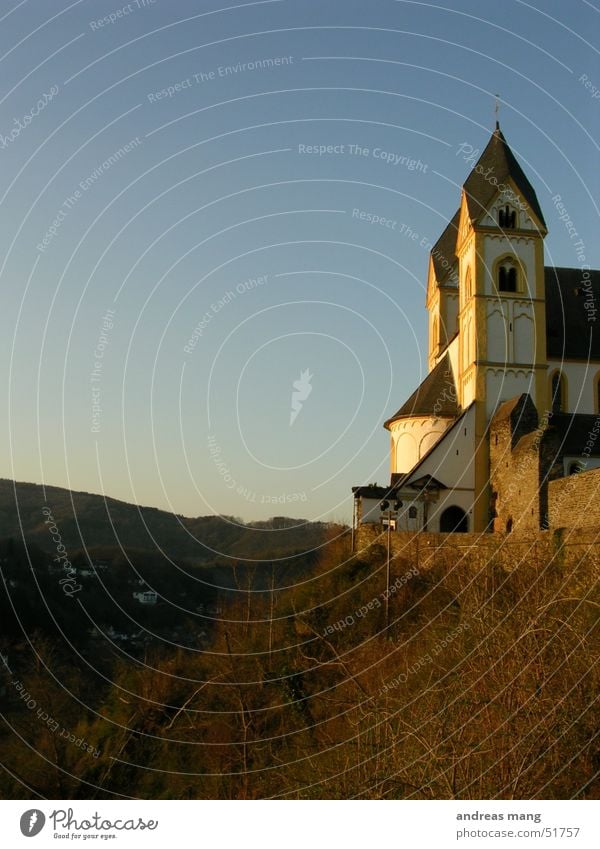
left=404, top=405, right=476, bottom=490
left=547, top=359, right=600, bottom=415
left=396, top=504, right=423, bottom=532
left=359, top=497, right=386, bottom=524
left=480, top=197, right=537, bottom=231
left=426, top=490, right=476, bottom=533
left=487, top=304, right=508, bottom=362
left=482, top=235, right=537, bottom=298
left=420, top=429, right=445, bottom=456
left=392, top=430, right=418, bottom=474
left=461, top=368, right=477, bottom=409
left=513, top=306, right=536, bottom=365
left=392, top=486, right=475, bottom=532
left=358, top=493, right=424, bottom=531
left=446, top=334, right=460, bottom=383
left=485, top=299, right=535, bottom=365
left=485, top=367, right=536, bottom=419
left=358, top=495, right=424, bottom=529
left=390, top=416, right=454, bottom=475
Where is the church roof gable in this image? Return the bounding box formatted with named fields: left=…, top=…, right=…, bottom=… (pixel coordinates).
left=462, top=127, right=546, bottom=228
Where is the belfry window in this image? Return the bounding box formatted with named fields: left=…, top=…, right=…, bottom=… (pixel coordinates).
left=498, top=260, right=518, bottom=293
left=498, top=205, right=516, bottom=228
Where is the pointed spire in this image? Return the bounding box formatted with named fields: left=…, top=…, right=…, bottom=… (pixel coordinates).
left=462, top=127, right=546, bottom=228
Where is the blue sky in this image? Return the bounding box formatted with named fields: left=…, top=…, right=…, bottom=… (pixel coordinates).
left=1, top=0, right=599, bottom=523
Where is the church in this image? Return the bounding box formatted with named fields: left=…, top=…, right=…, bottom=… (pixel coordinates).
left=352, top=124, right=600, bottom=535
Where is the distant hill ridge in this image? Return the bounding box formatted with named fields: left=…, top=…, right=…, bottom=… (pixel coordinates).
left=0, top=478, right=335, bottom=562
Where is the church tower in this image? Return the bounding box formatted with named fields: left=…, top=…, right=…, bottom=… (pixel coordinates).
left=426, top=211, right=460, bottom=372
left=454, top=125, right=548, bottom=529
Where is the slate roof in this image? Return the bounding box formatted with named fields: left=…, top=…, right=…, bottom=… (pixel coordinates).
left=431, top=209, right=460, bottom=284
left=548, top=413, right=600, bottom=457
left=428, top=127, right=545, bottom=298
left=462, top=127, right=546, bottom=227
left=384, top=353, right=458, bottom=428
left=544, top=266, right=600, bottom=360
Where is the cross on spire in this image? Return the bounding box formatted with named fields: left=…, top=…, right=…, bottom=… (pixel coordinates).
left=495, top=94, right=500, bottom=130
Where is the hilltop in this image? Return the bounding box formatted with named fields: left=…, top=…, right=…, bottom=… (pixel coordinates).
left=0, top=478, right=340, bottom=566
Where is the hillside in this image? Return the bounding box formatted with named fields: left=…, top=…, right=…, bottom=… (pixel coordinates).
left=3, top=478, right=597, bottom=800
left=1, top=531, right=598, bottom=800
left=0, top=478, right=338, bottom=565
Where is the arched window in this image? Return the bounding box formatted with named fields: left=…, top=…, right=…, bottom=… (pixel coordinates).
left=498, top=204, right=517, bottom=228
left=498, top=258, right=518, bottom=293
left=432, top=316, right=439, bottom=352
left=550, top=371, right=565, bottom=414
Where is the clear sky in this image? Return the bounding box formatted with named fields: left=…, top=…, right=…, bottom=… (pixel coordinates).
left=1, top=0, right=599, bottom=523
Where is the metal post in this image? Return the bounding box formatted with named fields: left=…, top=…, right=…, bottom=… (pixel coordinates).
left=386, top=510, right=391, bottom=631
left=269, top=568, right=274, bottom=663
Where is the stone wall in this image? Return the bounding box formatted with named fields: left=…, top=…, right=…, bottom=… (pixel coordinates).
left=548, top=469, right=600, bottom=529
left=353, top=524, right=600, bottom=573
left=489, top=395, right=545, bottom=532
